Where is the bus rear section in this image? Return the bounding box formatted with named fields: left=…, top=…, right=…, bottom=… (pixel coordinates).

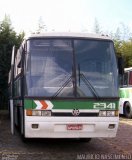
left=119, top=67, right=132, bottom=118
left=9, top=33, right=119, bottom=139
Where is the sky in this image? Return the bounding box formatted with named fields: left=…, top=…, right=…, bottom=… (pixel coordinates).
left=0, top=0, right=132, bottom=35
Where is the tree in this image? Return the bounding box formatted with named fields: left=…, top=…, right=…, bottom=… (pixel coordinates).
left=113, top=29, right=122, bottom=57
left=110, top=23, right=132, bottom=67
left=93, top=18, right=102, bottom=34
left=36, top=17, right=47, bottom=33
left=0, top=15, right=24, bottom=109
left=120, top=40, right=132, bottom=67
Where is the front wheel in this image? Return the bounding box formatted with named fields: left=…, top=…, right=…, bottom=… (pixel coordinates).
left=124, top=102, right=132, bottom=118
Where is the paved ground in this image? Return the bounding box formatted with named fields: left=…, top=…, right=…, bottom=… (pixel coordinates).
left=0, top=111, right=132, bottom=160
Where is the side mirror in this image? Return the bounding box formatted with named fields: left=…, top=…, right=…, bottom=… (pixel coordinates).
left=118, top=57, right=124, bottom=75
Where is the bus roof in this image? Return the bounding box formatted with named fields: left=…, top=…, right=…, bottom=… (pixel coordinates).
left=25, top=32, right=112, bottom=41
left=125, top=67, right=132, bottom=72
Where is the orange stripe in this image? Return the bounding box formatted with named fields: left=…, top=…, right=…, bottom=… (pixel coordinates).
left=40, top=100, right=48, bottom=109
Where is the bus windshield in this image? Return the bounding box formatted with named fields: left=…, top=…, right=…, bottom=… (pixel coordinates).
left=25, top=38, right=118, bottom=98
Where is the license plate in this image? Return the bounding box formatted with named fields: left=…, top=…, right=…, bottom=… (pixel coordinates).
left=67, top=124, right=83, bottom=130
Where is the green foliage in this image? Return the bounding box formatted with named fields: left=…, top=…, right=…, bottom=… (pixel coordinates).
left=93, top=18, right=102, bottom=34
left=0, top=15, right=24, bottom=106
left=93, top=19, right=132, bottom=68
left=114, top=39, right=132, bottom=68
left=120, top=40, right=132, bottom=67
left=104, top=23, right=132, bottom=68
left=36, top=17, right=47, bottom=33
left=112, top=25, right=132, bottom=67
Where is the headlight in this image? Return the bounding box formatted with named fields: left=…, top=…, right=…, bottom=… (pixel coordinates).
left=26, top=110, right=51, bottom=116
left=41, top=110, right=51, bottom=116
left=107, top=111, right=115, bottom=117
left=99, top=111, right=107, bottom=117
left=32, top=110, right=42, bottom=116
left=99, top=110, right=118, bottom=117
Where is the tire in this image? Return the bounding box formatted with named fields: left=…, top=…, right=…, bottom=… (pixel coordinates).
left=124, top=102, right=132, bottom=118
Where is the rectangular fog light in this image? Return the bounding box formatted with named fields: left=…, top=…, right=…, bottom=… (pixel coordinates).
left=108, top=124, right=115, bottom=129
left=107, top=111, right=115, bottom=117
left=99, top=111, right=106, bottom=117
left=41, top=110, right=51, bottom=116
left=32, top=124, right=39, bottom=129
left=32, top=110, right=41, bottom=116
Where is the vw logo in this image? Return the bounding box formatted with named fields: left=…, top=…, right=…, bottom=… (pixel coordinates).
left=72, top=109, right=80, bottom=116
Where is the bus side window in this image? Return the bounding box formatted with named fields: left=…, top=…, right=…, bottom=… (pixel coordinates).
left=14, top=55, right=17, bottom=78
left=8, top=70, right=11, bottom=84
left=123, top=72, right=128, bottom=86
left=129, top=71, right=132, bottom=85
left=14, top=48, right=22, bottom=77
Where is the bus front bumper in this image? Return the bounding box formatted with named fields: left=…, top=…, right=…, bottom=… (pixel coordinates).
left=24, top=116, right=119, bottom=138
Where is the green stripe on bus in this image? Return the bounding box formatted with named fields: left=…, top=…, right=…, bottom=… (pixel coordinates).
left=24, top=99, right=118, bottom=110
left=24, top=99, right=32, bottom=109
left=52, top=101, right=118, bottom=110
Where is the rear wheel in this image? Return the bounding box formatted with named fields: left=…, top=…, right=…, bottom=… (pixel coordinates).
left=124, top=102, right=132, bottom=118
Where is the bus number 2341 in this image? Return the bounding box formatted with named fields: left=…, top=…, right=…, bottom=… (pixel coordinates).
left=93, top=103, right=116, bottom=109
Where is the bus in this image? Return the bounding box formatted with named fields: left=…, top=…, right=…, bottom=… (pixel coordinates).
left=119, top=67, right=132, bottom=118
left=8, top=32, right=120, bottom=140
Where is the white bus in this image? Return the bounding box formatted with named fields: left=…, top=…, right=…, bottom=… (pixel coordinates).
left=9, top=32, right=121, bottom=140
left=119, top=67, right=132, bottom=118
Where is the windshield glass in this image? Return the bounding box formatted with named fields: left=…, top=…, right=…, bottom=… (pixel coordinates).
left=26, top=39, right=74, bottom=97
left=75, top=40, right=118, bottom=97
left=25, top=38, right=118, bottom=98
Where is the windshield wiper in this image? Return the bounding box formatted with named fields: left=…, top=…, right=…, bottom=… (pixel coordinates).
left=80, top=73, right=99, bottom=99
left=53, top=76, right=72, bottom=97
left=78, top=64, right=99, bottom=99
